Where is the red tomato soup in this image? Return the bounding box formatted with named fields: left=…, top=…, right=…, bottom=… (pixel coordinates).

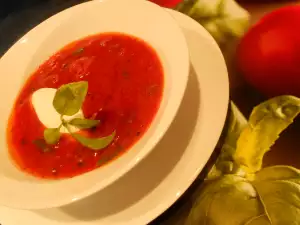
left=7, top=33, right=164, bottom=179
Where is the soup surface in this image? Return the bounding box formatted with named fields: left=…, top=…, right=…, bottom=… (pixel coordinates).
left=7, top=33, right=164, bottom=179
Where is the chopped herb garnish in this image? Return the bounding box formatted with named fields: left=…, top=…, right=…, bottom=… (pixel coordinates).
left=20, top=138, right=27, bottom=145
left=122, top=71, right=129, bottom=78
left=33, top=139, right=50, bottom=152
left=97, top=154, right=115, bottom=167
left=115, top=144, right=124, bottom=153
left=73, top=48, right=84, bottom=55
left=77, top=159, right=84, bottom=167
left=148, top=84, right=159, bottom=95
left=97, top=157, right=109, bottom=167
left=111, top=43, right=120, bottom=49
left=18, top=99, right=24, bottom=105
left=90, top=126, right=98, bottom=132
left=62, top=63, right=68, bottom=69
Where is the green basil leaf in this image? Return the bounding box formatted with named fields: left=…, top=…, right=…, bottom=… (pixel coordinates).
left=185, top=175, right=262, bottom=225
left=185, top=166, right=300, bottom=225
left=179, top=97, right=300, bottom=225
left=234, top=95, right=300, bottom=173
left=44, top=128, right=61, bottom=145
left=53, top=81, right=88, bottom=116
left=250, top=166, right=300, bottom=225
left=72, top=131, right=116, bottom=150
left=255, top=166, right=300, bottom=182
left=176, top=0, right=250, bottom=45
left=169, top=97, right=300, bottom=225
left=68, top=118, right=100, bottom=129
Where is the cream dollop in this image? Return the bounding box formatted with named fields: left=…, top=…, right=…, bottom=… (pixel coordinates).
left=31, top=88, right=83, bottom=133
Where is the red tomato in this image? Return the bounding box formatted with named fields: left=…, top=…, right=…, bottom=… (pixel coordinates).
left=149, top=0, right=182, bottom=8
left=237, top=5, right=300, bottom=97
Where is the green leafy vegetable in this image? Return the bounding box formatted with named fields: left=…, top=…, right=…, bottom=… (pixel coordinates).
left=255, top=165, right=300, bottom=181
left=181, top=96, right=300, bottom=225
left=186, top=167, right=300, bottom=225
left=44, top=128, right=61, bottom=145
left=185, top=175, right=262, bottom=225
left=72, top=131, right=116, bottom=150
left=250, top=166, right=300, bottom=224
left=234, top=95, right=300, bottom=173
left=53, top=81, right=88, bottom=116
left=38, top=81, right=115, bottom=150
left=69, top=118, right=100, bottom=129
left=208, top=102, right=248, bottom=179
left=176, top=0, right=250, bottom=45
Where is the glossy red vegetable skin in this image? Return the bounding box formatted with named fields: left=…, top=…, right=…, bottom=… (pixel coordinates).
left=149, top=0, right=182, bottom=8
left=237, top=5, right=300, bottom=97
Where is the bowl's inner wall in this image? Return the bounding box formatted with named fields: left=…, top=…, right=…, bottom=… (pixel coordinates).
left=0, top=0, right=189, bottom=209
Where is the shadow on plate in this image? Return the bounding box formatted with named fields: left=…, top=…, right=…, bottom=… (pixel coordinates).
left=35, top=65, right=200, bottom=222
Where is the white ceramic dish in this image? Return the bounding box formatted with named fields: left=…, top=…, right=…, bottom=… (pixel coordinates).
left=0, top=8, right=229, bottom=225
left=0, top=0, right=189, bottom=209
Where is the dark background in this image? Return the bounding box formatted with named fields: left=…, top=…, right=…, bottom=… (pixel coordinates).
left=0, top=0, right=37, bottom=18
left=0, top=0, right=88, bottom=56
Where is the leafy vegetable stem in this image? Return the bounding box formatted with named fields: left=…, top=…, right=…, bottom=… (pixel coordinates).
left=243, top=214, right=266, bottom=225
left=183, top=97, right=300, bottom=225
left=64, top=123, right=74, bottom=135
left=58, top=123, right=63, bottom=130
left=251, top=184, right=273, bottom=224
left=204, top=192, right=218, bottom=225
left=234, top=95, right=300, bottom=173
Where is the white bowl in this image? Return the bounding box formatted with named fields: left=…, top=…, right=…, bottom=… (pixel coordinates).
left=0, top=0, right=189, bottom=209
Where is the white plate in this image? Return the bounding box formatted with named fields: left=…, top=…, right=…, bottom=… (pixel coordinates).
left=0, top=7, right=229, bottom=225
left=0, top=0, right=190, bottom=209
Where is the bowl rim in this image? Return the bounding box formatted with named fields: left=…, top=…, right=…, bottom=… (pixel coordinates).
left=0, top=0, right=190, bottom=209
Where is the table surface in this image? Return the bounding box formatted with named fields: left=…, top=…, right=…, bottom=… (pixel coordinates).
left=0, top=0, right=299, bottom=224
